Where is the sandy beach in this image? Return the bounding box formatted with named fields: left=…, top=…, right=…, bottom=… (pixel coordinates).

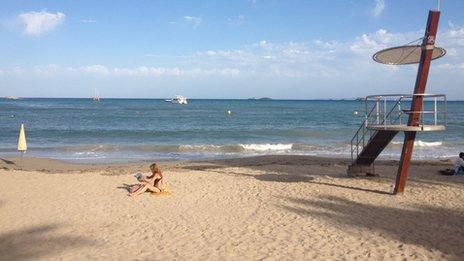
left=2, top=0, right=464, bottom=259
left=1, top=155, right=463, bottom=260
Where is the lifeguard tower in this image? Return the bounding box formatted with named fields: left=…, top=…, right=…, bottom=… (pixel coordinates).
left=348, top=6, right=447, bottom=195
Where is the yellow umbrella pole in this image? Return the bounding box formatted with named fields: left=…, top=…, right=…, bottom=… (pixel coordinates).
left=17, top=124, right=27, bottom=170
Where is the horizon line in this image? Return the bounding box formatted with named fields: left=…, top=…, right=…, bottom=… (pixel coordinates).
left=3, top=97, right=464, bottom=102
left=2, top=96, right=358, bottom=100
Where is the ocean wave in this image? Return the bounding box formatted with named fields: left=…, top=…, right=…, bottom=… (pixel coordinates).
left=63, top=143, right=296, bottom=153
left=178, top=144, right=241, bottom=153
left=3, top=143, right=302, bottom=154
left=390, top=140, right=443, bottom=147
left=1, top=140, right=459, bottom=163
left=239, top=143, right=293, bottom=152
left=0, top=140, right=451, bottom=155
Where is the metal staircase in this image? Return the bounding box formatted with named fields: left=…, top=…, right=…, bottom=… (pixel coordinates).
left=348, top=94, right=447, bottom=175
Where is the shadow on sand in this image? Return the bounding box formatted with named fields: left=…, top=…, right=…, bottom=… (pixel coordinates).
left=310, top=181, right=391, bottom=195
left=181, top=156, right=389, bottom=194
left=281, top=195, right=464, bottom=257
left=0, top=158, right=15, bottom=167
left=191, top=167, right=316, bottom=183
left=190, top=165, right=391, bottom=194
left=0, top=223, right=94, bottom=260
left=180, top=155, right=463, bottom=195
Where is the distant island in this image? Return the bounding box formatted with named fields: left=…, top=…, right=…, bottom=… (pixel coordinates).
left=3, top=96, right=20, bottom=100
left=248, top=97, right=273, bottom=100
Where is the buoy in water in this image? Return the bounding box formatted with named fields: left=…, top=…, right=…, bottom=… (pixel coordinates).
left=353, top=111, right=359, bottom=116
left=227, top=110, right=232, bottom=115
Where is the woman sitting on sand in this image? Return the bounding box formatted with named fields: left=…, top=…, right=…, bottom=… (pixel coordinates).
left=125, top=163, right=164, bottom=196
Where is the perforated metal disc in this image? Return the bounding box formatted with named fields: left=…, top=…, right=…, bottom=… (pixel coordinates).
left=372, top=45, right=446, bottom=65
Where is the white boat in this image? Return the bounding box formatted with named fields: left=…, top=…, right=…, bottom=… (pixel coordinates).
left=166, top=95, right=188, bottom=104
left=92, top=88, right=100, bottom=102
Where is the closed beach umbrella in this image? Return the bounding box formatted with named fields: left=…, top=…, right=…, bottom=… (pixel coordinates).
left=18, top=124, right=27, bottom=152
left=17, top=124, right=27, bottom=169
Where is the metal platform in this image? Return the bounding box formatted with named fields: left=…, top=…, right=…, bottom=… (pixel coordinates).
left=367, top=124, right=445, bottom=132
left=349, top=93, right=447, bottom=173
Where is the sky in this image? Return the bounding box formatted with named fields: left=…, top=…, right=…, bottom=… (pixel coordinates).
left=0, top=0, right=463, bottom=99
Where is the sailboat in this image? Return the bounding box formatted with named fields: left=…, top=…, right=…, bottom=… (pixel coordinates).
left=92, top=88, right=100, bottom=102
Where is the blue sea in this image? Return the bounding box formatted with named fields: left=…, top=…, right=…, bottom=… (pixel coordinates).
left=0, top=98, right=463, bottom=163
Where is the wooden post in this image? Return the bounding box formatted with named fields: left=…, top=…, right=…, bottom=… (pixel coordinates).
left=393, top=10, right=440, bottom=194
left=20, top=151, right=23, bottom=170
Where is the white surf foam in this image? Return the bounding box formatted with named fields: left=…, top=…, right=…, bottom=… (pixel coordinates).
left=239, top=143, right=293, bottom=152
left=391, top=140, right=443, bottom=147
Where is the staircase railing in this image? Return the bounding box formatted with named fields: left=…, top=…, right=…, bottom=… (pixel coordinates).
left=350, top=102, right=377, bottom=163
left=350, top=93, right=447, bottom=163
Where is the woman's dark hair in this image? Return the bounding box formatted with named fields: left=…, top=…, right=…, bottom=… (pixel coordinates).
left=147, top=162, right=162, bottom=180
left=460, top=152, right=464, bottom=158
left=150, top=163, right=162, bottom=174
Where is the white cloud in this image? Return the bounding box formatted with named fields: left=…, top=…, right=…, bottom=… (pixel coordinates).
left=193, top=41, right=338, bottom=78
left=372, top=0, right=385, bottom=17
left=3, top=23, right=464, bottom=83
left=82, top=19, right=97, bottom=23
left=440, top=25, right=464, bottom=46
left=228, top=15, right=245, bottom=27
left=258, top=40, right=273, bottom=50
left=110, top=67, right=241, bottom=77
left=34, top=64, right=63, bottom=75
left=30, top=64, right=112, bottom=76
left=189, top=24, right=464, bottom=78
left=437, top=63, right=464, bottom=71
left=269, top=68, right=306, bottom=78
left=438, top=63, right=453, bottom=69
left=2, top=65, right=240, bottom=78
left=350, top=33, right=384, bottom=53
left=4, top=66, right=26, bottom=75
left=220, top=68, right=240, bottom=75
left=195, top=50, right=251, bottom=62
left=183, top=16, right=202, bottom=29
left=349, top=29, right=422, bottom=54
left=113, top=66, right=180, bottom=77
left=81, top=65, right=109, bottom=74
left=18, top=10, right=65, bottom=37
